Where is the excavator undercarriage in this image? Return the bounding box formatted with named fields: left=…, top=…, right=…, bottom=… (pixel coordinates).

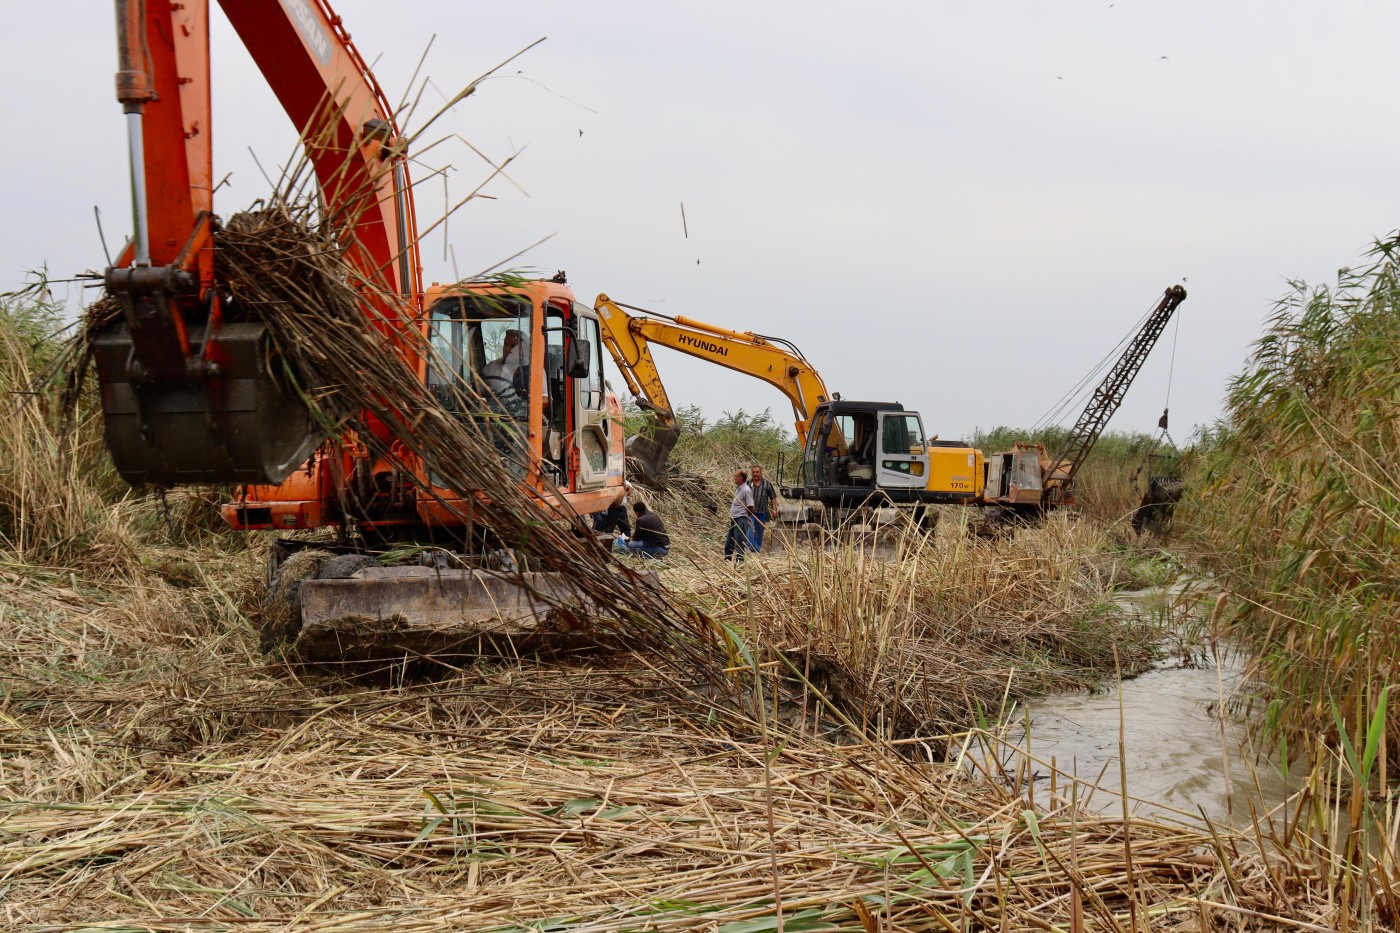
left=261, top=542, right=637, bottom=665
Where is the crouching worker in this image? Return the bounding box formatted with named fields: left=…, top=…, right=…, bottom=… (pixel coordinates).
left=592, top=482, right=633, bottom=537
left=613, top=501, right=671, bottom=559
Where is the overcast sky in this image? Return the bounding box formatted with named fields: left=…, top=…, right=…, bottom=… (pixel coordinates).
left=7, top=1, right=1399, bottom=442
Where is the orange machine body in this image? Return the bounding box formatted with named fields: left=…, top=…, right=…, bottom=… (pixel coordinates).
left=223, top=278, right=627, bottom=537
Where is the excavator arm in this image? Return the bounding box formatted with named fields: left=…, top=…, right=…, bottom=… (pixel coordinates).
left=594, top=294, right=830, bottom=441
left=594, top=294, right=831, bottom=483
left=98, top=0, right=421, bottom=487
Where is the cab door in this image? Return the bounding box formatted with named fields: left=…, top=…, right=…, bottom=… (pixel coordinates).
left=570, top=304, right=610, bottom=490
left=875, top=411, right=930, bottom=490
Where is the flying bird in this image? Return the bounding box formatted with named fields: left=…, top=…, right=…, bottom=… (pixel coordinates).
left=578, top=129, right=584, bottom=137
left=1159, top=55, right=1169, bottom=60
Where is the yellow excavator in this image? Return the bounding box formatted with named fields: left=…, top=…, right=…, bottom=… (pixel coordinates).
left=595, top=295, right=983, bottom=524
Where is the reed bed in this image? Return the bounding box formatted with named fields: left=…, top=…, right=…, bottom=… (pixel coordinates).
left=647, top=490, right=1155, bottom=740
left=0, top=371, right=1382, bottom=928
left=1174, top=236, right=1400, bottom=919
left=1183, top=241, right=1400, bottom=764
left=0, top=545, right=1354, bottom=932
left=0, top=286, right=141, bottom=576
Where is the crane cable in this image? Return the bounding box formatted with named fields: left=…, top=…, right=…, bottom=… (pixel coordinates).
left=1031, top=296, right=1161, bottom=432
left=1033, top=303, right=1158, bottom=431
left=1158, top=303, right=1180, bottom=446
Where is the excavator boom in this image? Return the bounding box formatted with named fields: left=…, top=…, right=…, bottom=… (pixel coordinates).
left=596, top=294, right=830, bottom=438
left=595, top=294, right=831, bottom=485
left=1050, top=284, right=1187, bottom=489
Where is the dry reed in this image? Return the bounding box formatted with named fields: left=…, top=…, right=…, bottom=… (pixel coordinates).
left=0, top=533, right=1377, bottom=932
left=648, top=492, right=1156, bottom=741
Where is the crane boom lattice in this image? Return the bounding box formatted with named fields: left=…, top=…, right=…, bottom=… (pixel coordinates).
left=1054, top=285, right=1187, bottom=489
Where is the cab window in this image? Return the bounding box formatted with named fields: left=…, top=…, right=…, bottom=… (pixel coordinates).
left=426, top=294, right=531, bottom=413
left=881, top=415, right=921, bottom=454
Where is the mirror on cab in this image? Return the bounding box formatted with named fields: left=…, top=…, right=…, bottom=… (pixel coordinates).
left=567, top=337, right=591, bottom=379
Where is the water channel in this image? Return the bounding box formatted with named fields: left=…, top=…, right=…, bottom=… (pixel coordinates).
left=984, top=589, right=1291, bottom=825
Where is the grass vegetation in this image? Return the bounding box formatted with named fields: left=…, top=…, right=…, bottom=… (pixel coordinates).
left=1182, top=240, right=1400, bottom=760
left=0, top=278, right=1388, bottom=928
left=1175, top=237, right=1400, bottom=912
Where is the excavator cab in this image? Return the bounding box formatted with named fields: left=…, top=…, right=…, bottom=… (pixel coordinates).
left=983, top=443, right=1047, bottom=508
left=799, top=401, right=929, bottom=506
left=425, top=292, right=534, bottom=481
left=417, top=281, right=615, bottom=510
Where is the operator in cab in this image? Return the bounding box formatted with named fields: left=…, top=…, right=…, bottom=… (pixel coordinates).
left=481, top=327, right=530, bottom=472
left=482, top=328, right=529, bottom=421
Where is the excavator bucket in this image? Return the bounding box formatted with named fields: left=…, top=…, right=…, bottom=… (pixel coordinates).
left=624, top=426, right=680, bottom=489
left=90, top=321, right=323, bottom=486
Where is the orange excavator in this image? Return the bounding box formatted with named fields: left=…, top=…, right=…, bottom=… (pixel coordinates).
left=93, top=1, right=626, bottom=653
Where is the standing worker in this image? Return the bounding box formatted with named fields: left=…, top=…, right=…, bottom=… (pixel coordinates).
left=748, top=464, right=778, bottom=551
left=725, top=469, right=756, bottom=561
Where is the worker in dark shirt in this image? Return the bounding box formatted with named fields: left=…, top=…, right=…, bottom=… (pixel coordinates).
left=591, top=482, right=632, bottom=537
left=614, top=501, right=670, bottom=558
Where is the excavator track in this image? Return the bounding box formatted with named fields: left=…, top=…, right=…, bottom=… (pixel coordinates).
left=261, top=544, right=652, bottom=665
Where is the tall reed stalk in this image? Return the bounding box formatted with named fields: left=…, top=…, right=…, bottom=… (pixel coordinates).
left=0, top=284, right=137, bottom=574
left=1182, top=236, right=1400, bottom=789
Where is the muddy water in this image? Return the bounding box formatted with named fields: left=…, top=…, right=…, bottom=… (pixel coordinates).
left=988, top=592, right=1291, bottom=825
